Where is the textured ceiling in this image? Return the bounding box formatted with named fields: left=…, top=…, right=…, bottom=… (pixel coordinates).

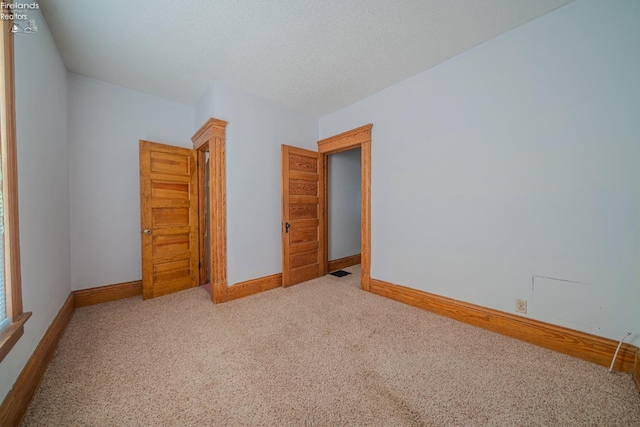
left=40, top=0, right=573, bottom=117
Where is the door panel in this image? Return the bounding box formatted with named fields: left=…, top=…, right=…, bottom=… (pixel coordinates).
left=140, top=140, right=198, bottom=299
left=290, top=263, right=320, bottom=284
left=290, top=226, right=318, bottom=244
left=290, top=251, right=318, bottom=269
left=282, top=145, right=324, bottom=287
left=289, top=179, right=317, bottom=196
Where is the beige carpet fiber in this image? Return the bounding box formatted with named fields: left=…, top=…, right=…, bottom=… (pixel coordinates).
left=23, top=266, right=640, bottom=426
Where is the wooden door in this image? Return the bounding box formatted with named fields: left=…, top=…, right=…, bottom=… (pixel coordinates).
left=139, top=140, right=199, bottom=299
left=282, top=145, right=324, bottom=287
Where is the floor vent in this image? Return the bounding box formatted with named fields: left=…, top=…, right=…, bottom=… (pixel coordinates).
left=330, top=270, right=351, bottom=277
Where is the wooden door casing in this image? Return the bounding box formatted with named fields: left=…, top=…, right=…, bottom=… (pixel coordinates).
left=139, top=140, right=199, bottom=299
left=192, top=118, right=228, bottom=304
left=317, top=124, right=372, bottom=291
left=281, top=145, right=325, bottom=287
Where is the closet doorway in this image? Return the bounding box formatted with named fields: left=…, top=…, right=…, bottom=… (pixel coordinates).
left=326, top=147, right=362, bottom=273
left=318, top=124, right=372, bottom=291
left=139, top=118, right=228, bottom=303
left=281, top=124, right=372, bottom=291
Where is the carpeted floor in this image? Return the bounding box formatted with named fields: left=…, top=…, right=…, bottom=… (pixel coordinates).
left=22, top=265, right=640, bottom=426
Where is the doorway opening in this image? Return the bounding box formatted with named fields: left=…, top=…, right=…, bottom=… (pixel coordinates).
left=317, top=124, right=372, bottom=290
left=198, top=150, right=211, bottom=292
left=326, top=147, right=362, bottom=276
left=138, top=119, right=228, bottom=303
left=280, top=124, right=371, bottom=290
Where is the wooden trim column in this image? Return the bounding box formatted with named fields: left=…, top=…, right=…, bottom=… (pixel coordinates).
left=192, top=118, right=228, bottom=304
left=360, top=136, right=371, bottom=291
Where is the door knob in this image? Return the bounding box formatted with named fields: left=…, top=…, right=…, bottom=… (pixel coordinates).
left=143, top=229, right=152, bottom=235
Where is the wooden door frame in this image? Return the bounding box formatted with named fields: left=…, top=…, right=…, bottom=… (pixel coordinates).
left=317, top=124, right=372, bottom=291
left=192, top=118, right=228, bottom=303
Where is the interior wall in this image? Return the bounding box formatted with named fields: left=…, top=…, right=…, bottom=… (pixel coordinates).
left=0, top=9, right=71, bottom=402
left=67, top=74, right=195, bottom=290
left=195, top=81, right=318, bottom=285
left=194, top=83, right=215, bottom=129
left=328, top=148, right=361, bottom=260
left=319, top=0, right=640, bottom=346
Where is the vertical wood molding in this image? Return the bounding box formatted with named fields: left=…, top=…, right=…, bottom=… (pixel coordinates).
left=197, top=150, right=207, bottom=285
left=281, top=145, right=290, bottom=287
left=321, top=154, right=329, bottom=275
left=0, top=294, right=75, bottom=427
left=212, top=135, right=228, bottom=303
left=318, top=124, right=372, bottom=292
left=0, top=6, right=31, bottom=363
left=1, top=4, right=21, bottom=316
left=73, top=281, right=142, bottom=307
left=369, top=278, right=638, bottom=373
left=318, top=153, right=326, bottom=279
left=360, top=139, right=371, bottom=292
left=193, top=118, right=228, bottom=304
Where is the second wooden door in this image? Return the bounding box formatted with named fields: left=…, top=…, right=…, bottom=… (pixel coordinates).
left=139, top=140, right=199, bottom=299
left=281, top=145, right=324, bottom=287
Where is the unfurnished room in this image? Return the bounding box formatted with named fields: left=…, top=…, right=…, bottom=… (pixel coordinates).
left=0, top=0, right=639, bottom=425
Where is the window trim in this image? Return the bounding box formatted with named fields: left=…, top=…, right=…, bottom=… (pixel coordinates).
left=0, top=7, right=31, bottom=363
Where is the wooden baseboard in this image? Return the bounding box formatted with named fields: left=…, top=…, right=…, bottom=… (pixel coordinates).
left=228, top=274, right=282, bottom=301
left=328, top=254, right=361, bottom=272
left=0, top=293, right=75, bottom=426
left=73, top=280, right=142, bottom=307
left=369, top=278, right=637, bottom=373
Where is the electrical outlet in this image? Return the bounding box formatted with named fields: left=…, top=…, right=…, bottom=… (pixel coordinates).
left=516, top=299, right=527, bottom=314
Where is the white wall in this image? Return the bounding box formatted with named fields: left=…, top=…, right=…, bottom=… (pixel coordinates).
left=320, top=0, right=640, bottom=345
left=195, top=81, right=318, bottom=285
left=328, top=148, right=361, bottom=260
left=0, top=10, right=71, bottom=402
left=67, top=74, right=195, bottom=290
left=194, top=83, right=215, bottom=129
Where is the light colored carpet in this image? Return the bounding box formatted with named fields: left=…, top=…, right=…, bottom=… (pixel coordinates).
left=23, top=265, right=640, bottom=426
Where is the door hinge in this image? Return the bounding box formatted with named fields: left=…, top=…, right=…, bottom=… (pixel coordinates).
left=199, top=261, right=202, bottom=269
